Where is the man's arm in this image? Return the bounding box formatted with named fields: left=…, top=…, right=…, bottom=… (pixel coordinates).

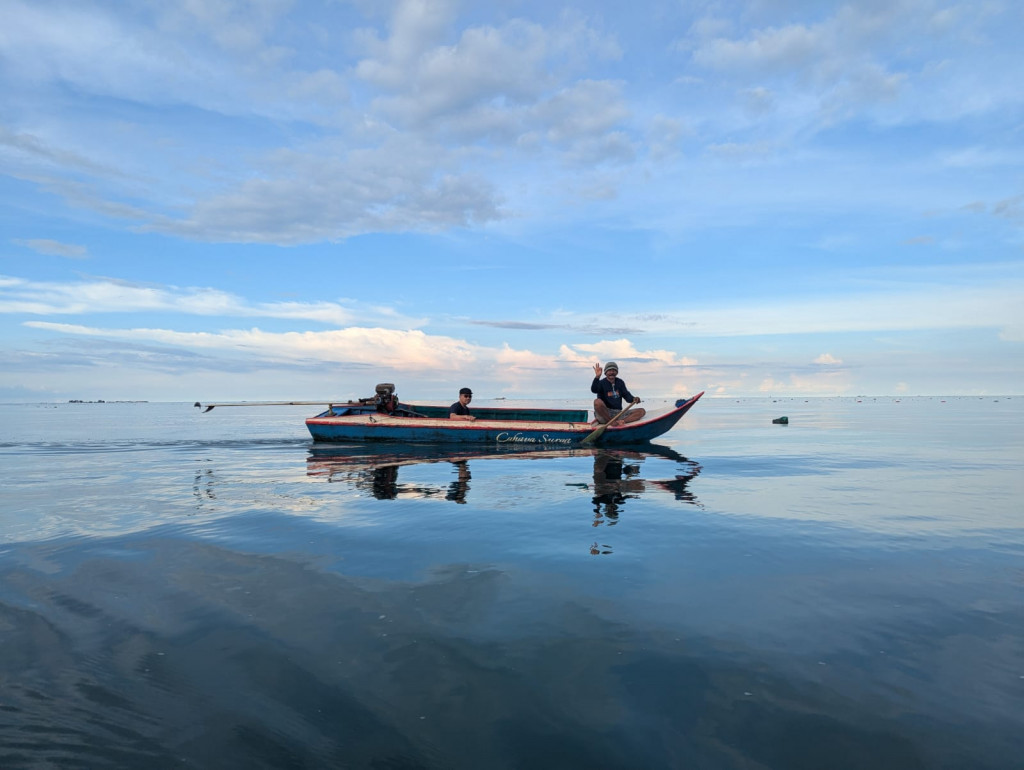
left=619, top=381, right=639, bottom=404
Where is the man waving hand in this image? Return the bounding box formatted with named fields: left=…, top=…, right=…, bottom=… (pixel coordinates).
left=591, top=362, right=645, bottom=425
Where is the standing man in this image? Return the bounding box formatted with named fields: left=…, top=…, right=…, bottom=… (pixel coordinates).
left=591, top=362, right=644, bottom=424
left=449, top=387, right=476, bottom=421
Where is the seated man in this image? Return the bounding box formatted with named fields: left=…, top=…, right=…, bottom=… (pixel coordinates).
left=591, top=362, right=645, bottom=424
left=449, top=387, right=476, bottom=421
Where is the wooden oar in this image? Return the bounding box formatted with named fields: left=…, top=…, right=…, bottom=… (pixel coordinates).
left=194, top=400, right=354, bottom=413
left=194, top=400, right=433, bottom=418
left=581, top=401, right=636, bottom=445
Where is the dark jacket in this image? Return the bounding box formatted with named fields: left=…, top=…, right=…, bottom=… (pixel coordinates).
left=591, top=377, right=634, bottom=410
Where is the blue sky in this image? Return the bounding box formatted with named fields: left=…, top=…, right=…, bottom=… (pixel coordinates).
left=1, top=0, right=1021, bottom=402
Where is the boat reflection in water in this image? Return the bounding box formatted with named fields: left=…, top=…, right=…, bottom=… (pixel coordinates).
left=307, top=444, right=485, bottom=503
left=306, top=443, right=702, bottom=554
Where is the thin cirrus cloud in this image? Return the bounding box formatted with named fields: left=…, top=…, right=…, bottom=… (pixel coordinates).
left=5, top=272, right=1021, bottom=344
left=12, top=238, right=88, bottom=258
left=469, top=319, right=649, bottom=335
left=1, top=0, right=317, bottom=122
left=0, top=274, right=426, bottom=327
left=555, top=282, right=1024, bottom=340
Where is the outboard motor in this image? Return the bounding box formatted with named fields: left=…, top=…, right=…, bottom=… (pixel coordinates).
left=373, top=383, right=398, bottom=414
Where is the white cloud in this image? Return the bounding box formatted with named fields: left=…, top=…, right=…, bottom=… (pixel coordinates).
left=155, top=0, right=294, bottom=57
left=563, top=338, right=698, bottom=367
left=0, top=1, right=637, bottom=243
left=0, top=275, right=423, bottom=327
left=681, top=1, right=1024, bottom=137
left=0, top=125, right=120, bottom=177
left=7, top=268, right=1022, bottom=352
left=20, top=321, right=595, bottom=384
left=4, top=0, right=1019, bottom=249
left=692, top=21, right=826, bottom=76
left=554, top=281, right=1024, bottom=339
left=0, top=0, right=335, bottom=123
left=758, top=371, right=852, bottom=395
left=12, top=238, right=88, bottom=258
left=144, top=141, right=505, bottom=243
left=360, top=16, right=548, bottom=125
left=814, top=353, right=842, bottom=365
left=992, top=195, right=1024, bottom=225
left=998, top=324, right=1024, bottom=343
left=355, top=3, right=623, bottom=141
left=23, top=322, right=478, bottom=368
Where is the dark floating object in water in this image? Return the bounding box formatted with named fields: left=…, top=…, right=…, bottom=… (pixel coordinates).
left=772, top=416, right=789, bottom=425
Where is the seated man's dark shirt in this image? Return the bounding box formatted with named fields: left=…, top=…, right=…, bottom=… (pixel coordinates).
left=591, top=377, right=635, bottom=411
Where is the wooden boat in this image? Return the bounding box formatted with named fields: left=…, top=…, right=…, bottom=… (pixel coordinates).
left=303, top=386, right=704, bottom=445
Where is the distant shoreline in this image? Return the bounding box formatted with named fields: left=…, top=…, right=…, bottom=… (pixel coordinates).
left=66, top=400, right=149, bottom=404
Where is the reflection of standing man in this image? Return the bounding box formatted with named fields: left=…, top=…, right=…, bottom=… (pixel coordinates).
left=591, top=362, right=644, bottom=425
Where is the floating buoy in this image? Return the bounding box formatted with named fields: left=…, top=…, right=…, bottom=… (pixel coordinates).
left=772, top=416, right=789, bottom=424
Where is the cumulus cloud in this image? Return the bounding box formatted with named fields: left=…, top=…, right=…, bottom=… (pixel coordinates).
left=358, top=14, right=549, bottom=126
left=16, top=319, right=710, bottom=399
left=23, top=321, right=480, bottom=368
left=814, top=353, right=842, bottom=365
left=21, top=321, right=600, bottom=384
left=562, top=338, right=698, bottom=367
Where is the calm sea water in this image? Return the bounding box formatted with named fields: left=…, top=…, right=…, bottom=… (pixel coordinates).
left=1, top=396, right=1022, bottom=769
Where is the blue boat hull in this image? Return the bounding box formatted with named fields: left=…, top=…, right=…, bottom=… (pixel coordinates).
left=306, top=392, right=703, bottom=445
